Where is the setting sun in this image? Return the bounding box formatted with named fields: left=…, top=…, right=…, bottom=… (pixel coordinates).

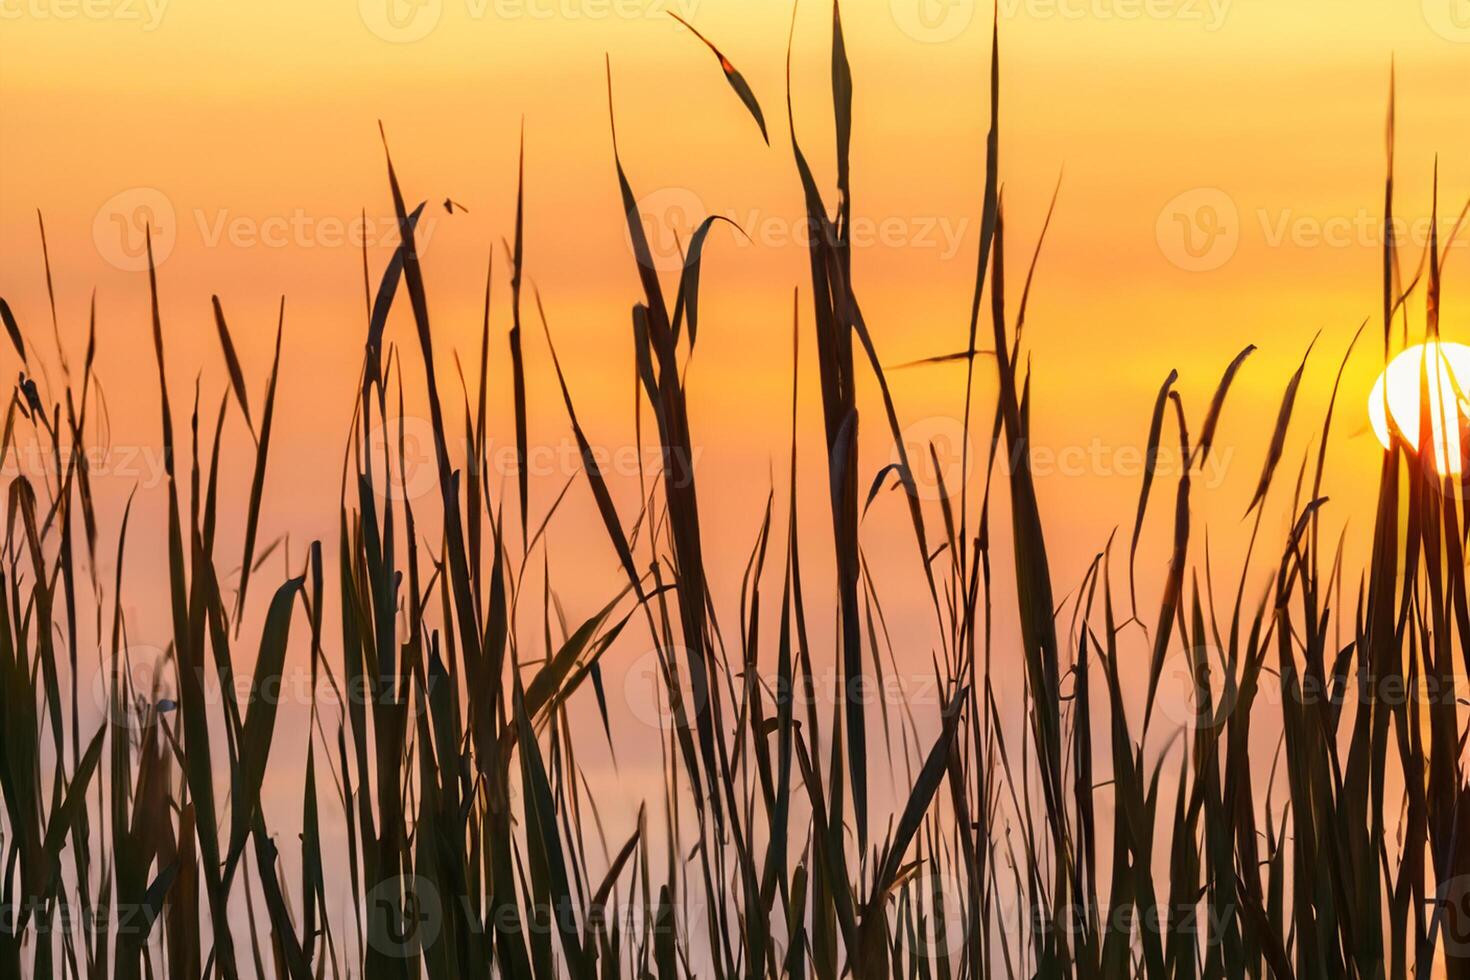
left=1368, top=341, right=1470, bottom=475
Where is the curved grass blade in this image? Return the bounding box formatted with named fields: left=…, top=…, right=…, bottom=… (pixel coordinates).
left=538, top=294, right=644, bottom=599
left=511, top=124, right=530, bottom=547
left=363, top=200, right=427, bottom=395
left=671, top=215, right=744, bottom=350
left=1192, top=344, right=1255, bottom=468
left=0, top=298, right=27, bottom=365
left=233, top=300, right=285, bottom=626
left=669, top=11, right=769, bottom=145
left=1246, top=333, right=1318, bottom=516
left=1128, top=369, right=1177, bottom=619
left=225, top=574, right=306, bottom=881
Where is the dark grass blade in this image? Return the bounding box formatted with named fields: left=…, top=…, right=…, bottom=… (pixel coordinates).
left=889, top=349, right=995, bottom=369
left=363, top=201, right=427, bottom=396
left=1246, top=334, right=1318, bottom=515
left=670, top=11, right=770, bottom=145
left=1141, top=391, right=1191, bottom=733
left=210, top=295, right=255, bottom=438
left=671, top=215, right=743, bottom=350
left=537, top=294, right=644, bottom=599
left=224, top=574, right=305, bottom=881
left=0, top=298, right=27, bottom=365
left=511, top=124, right=530, bottom=547
left=1192, top=344, right=1255, bottom=468
left=1127, top=369, right=1177, bottom=620
left=233, top=301, right=285, bottom=626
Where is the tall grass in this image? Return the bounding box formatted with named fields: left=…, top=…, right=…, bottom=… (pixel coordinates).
left=2, top=5, right=1468, bottom=978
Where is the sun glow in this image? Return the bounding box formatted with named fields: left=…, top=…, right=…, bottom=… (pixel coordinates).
left=1368, top=342, right=1470, bottom=475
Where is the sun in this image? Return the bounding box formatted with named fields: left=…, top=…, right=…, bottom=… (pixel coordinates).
left=1368, top=341, right=1470, bottom=475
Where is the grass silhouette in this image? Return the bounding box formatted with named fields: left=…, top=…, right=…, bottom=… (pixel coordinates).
left=1, top=5, right=1467, bottom=979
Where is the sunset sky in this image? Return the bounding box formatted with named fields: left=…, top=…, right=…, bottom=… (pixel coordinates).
left=6, top=0, right=1470, bottom=833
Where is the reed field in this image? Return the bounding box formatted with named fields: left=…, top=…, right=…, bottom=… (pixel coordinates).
left=5, top=3, right=1470, bottom=978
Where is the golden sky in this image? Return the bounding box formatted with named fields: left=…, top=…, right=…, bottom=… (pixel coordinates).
left=6, top=0, right=1470, bottom=799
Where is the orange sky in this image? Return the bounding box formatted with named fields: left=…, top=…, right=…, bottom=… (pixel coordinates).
left=7, top=0, right=1470, bottom=866
left=6, top=0, right=1470, bottom=525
